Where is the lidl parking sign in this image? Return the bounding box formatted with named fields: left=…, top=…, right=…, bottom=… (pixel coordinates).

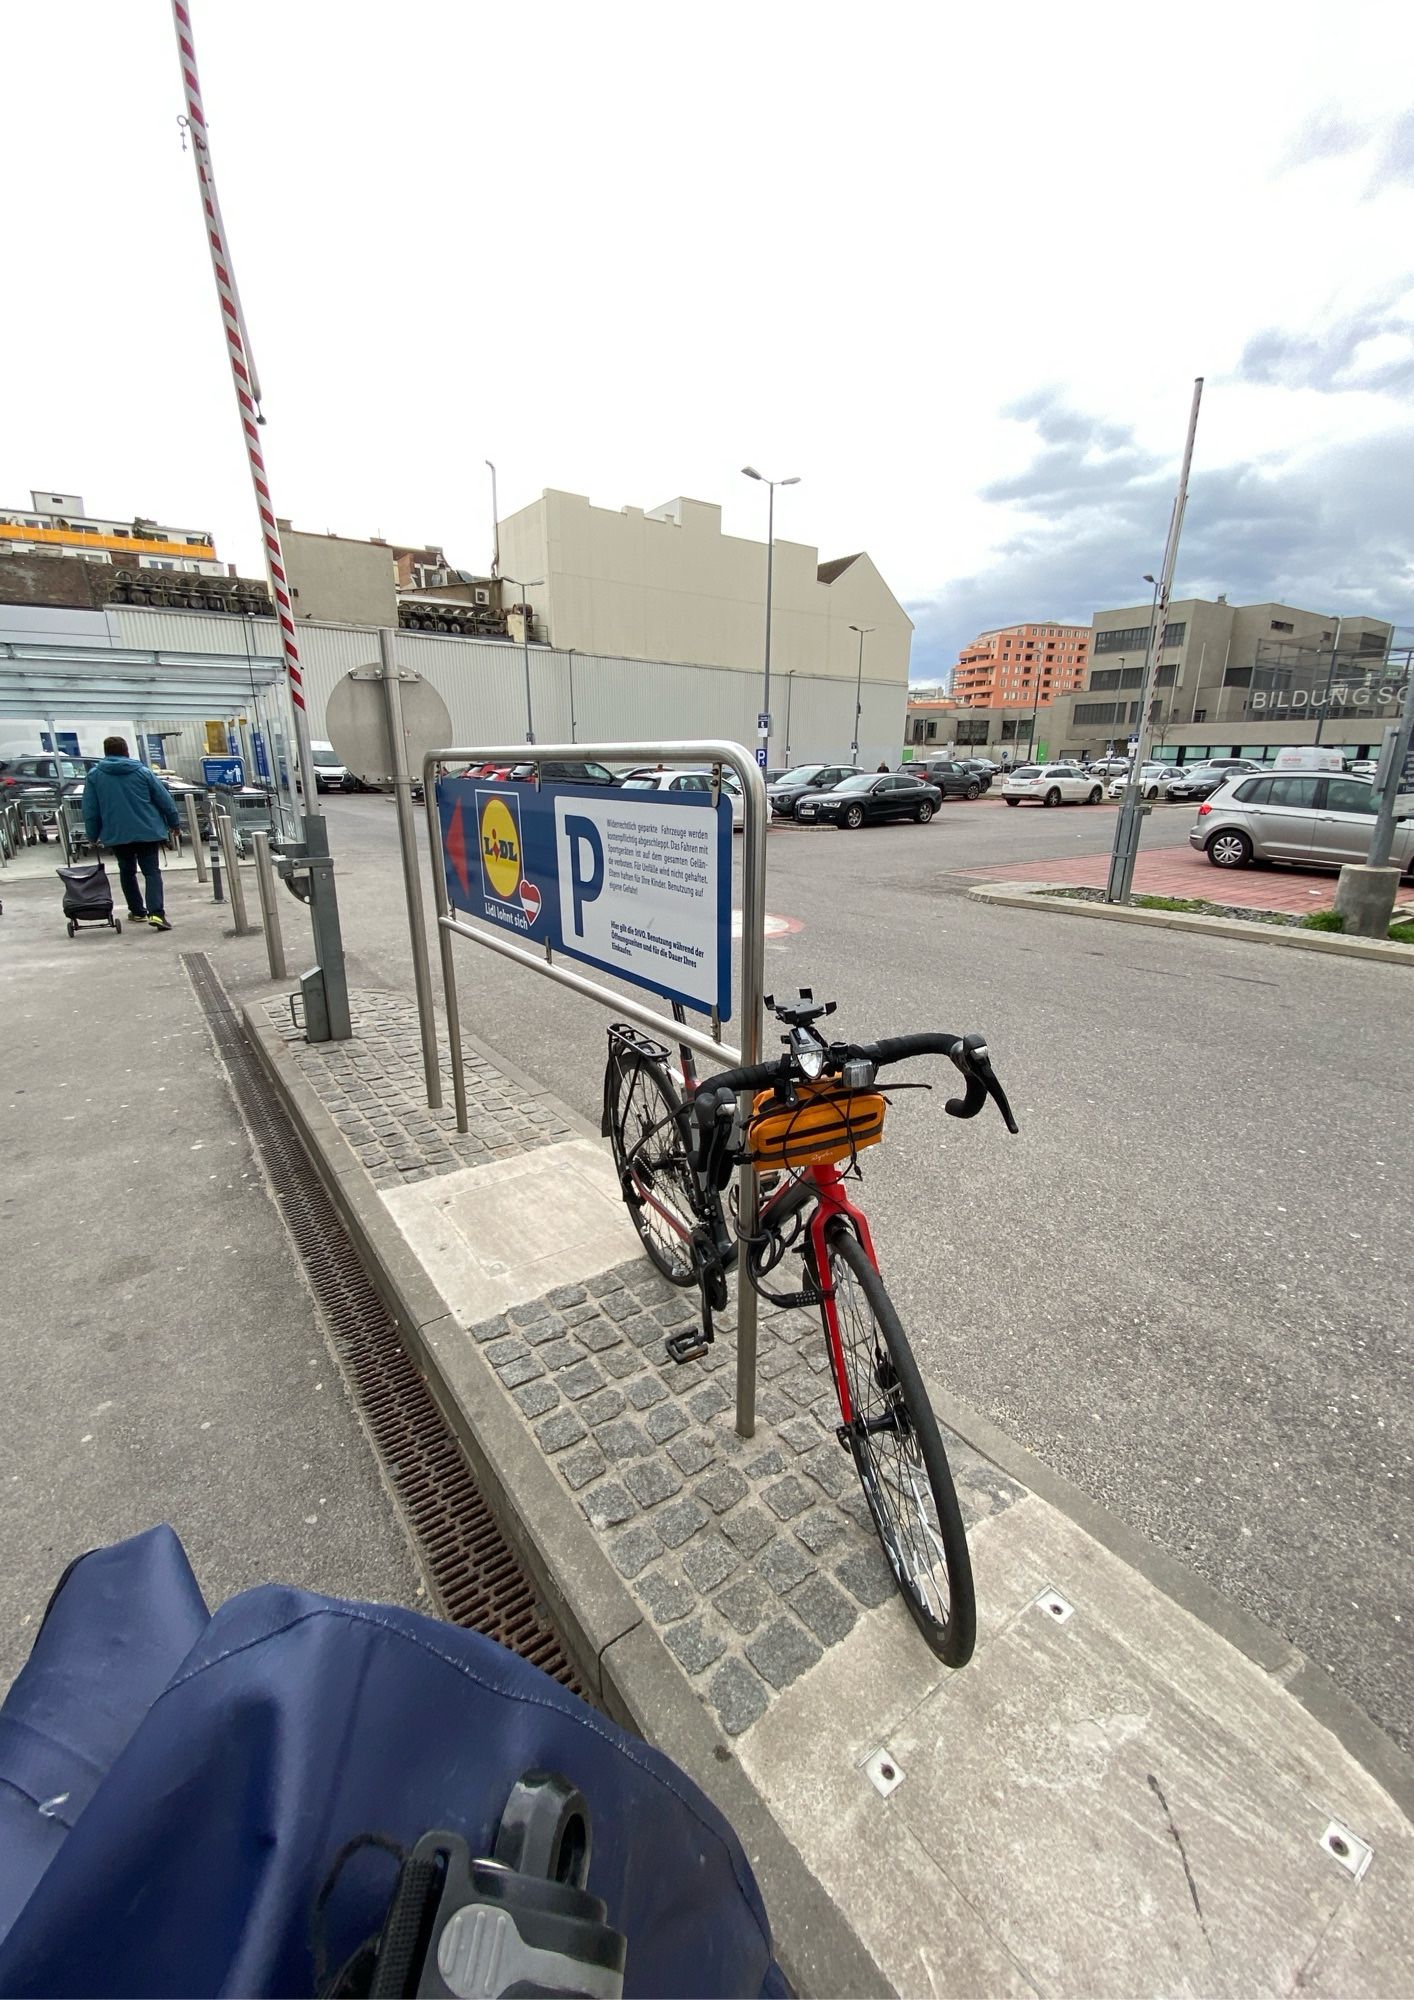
left=439, top=777, right=732, bottom=1018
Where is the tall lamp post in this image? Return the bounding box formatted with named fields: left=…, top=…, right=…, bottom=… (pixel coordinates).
left=742, top=467, right=799, bottom=761
left=503, top=577, right=544, bottom=742
left=1314, top=616, right=1343, bottom=746
left=784, top=670, right=796, bottom=765
left=849, top=624, right=874, bottom=762
left=485, top=459, right=500, bottom=577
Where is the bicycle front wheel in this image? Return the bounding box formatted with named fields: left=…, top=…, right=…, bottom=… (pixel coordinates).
left=605, top=1049, right=700, bottom=1287
left=825, top=1226, right=976, bottom=1665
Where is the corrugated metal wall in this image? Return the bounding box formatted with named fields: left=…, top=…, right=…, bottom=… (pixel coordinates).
left=110, top=609, right=906, bottom=770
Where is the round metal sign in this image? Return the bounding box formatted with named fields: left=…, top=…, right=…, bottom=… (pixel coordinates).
left=326, top=668, right=453, bottom=786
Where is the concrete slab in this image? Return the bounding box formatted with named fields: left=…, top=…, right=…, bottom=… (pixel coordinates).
left=735, top=1490, right=1414, bottom=1998
left=380, top=1139, right=642, bottom=1321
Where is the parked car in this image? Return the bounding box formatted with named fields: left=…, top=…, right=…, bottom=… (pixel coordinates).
left=766, top=763, right=860, bottom=819
left=1190, top=771, right=1414, bottom=874
left=1001, top=763, right=1104, bottom=807
left=1165, top=759, right=1261, bottom=803
left=957, top=759, right=998, bottom=789
left=796, top=772, right=941, bottom=828
left=0, top=753, right=87, bottom=794
left=1086, top=756, right=1133, bottom=777
left=506, top=759, right=618, bottom=786
left=894, top=758, right=986, bottom=801
left=617, top=766, right=745, bottom=829
left=1107, top=762, right=1184, bottom=801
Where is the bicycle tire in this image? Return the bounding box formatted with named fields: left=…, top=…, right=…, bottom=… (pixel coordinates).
left=605, top=1049, right=701, bottom=1287
left=824, top=1225, right=976, bottom=1664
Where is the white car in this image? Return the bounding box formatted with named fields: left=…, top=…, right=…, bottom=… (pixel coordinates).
left=1106, top=763, right=1184, bottom=801
left=617, top=766, right=745, bottom=829
left=1001, top=763, right=1104, bottom=807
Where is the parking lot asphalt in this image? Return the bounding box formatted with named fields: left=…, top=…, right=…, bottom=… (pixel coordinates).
left=305, top=792, right=1412, bottom=1757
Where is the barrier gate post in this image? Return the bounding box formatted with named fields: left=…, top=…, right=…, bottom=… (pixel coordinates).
left=416, top=742, right=767, bottom=1438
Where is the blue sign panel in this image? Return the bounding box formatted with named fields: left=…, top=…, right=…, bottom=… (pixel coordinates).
left=202, top=756, right=245, bottom=789
left=437, top=778, right=732, bottom=1019
left=251, top=731, right=271, bottom=781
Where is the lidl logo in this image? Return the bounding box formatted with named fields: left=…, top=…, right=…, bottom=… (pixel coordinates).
left=479, top=792, right=523, bottom=904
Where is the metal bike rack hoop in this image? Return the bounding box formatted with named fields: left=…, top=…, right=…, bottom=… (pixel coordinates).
left=416, top=740, right=770, bottom=1436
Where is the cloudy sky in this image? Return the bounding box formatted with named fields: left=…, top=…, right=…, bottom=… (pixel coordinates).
left=3, top=1, right=1412, bottom=683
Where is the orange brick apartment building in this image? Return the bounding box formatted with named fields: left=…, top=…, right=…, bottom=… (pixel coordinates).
left=952, top=622, right=1089, bottom=708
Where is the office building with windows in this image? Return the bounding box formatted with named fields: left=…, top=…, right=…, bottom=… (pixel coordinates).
left=0, top=488, right=224, bottom=575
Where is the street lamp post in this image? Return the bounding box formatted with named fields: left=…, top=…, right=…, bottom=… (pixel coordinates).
left=503, top=576, right=544, bottom=742
left=849, top=624, right=874, bottom=762
left=485, top=460, right=500, bottom=577
left=1314, top=616, right=1343, bottom=746
left=742, top=467, right=799, bottom=760
left=1105, top=376, right=1204, bottom=905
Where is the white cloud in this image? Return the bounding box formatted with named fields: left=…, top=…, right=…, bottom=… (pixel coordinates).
left=2, top=0, right=1411, bottom=686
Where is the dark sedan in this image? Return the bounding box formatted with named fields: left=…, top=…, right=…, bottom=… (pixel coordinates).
left=1166, top=760, right=1260, bottom=802
left=796, top=772, right=941, bottom=828
left=766, top=763, right=860, bottom=818
left=894, top=758, right=986, bottom=800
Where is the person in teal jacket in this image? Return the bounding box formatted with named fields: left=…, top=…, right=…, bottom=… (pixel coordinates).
left=82, top=737, right=183, bottom=931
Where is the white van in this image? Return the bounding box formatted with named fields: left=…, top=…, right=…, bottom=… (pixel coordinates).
left=1270, top=745, right=1345, bottom=773
left=310, top=739, right=348, bottom=791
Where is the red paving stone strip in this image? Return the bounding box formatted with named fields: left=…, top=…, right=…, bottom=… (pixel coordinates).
left=953, top=845, right=1350, bottom=914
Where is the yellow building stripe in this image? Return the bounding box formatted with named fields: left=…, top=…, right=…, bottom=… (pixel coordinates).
left=0, top=521, right=215, bottom=560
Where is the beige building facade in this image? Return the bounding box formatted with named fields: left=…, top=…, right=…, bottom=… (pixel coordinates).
left=903, top=597, right=1400, bottom=764
left=496, top=489, right=913, bottom=690
left=279, top=521, right=398, bottom=628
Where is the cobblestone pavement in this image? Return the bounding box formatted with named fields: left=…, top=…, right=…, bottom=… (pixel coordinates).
left=270, top=986, right=1024, bottom=1737
left=265, top=992, right=577, bottom=1188
left=468, top=1263, right=1023, bottom=1737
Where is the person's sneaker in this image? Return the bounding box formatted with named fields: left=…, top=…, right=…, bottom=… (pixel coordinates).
left=148, top=914, right=172, bottom=932
left=127, top=910, right=147, bottom=921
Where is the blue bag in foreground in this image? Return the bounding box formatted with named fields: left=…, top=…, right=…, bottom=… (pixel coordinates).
left=0, top=1532, right=785, bottom=1998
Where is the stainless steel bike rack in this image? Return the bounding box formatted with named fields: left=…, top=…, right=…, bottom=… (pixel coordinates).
left=414, top=741, right=770, bottom=1438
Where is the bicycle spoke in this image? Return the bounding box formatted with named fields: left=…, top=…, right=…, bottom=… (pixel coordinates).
left=611, top=1057, right=698, bottom=1282
left=832, top=1243, right=956, bottom=1633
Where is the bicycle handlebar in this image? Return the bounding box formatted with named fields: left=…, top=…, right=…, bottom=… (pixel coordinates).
left=693, top=1029, right=1019, bottom=1135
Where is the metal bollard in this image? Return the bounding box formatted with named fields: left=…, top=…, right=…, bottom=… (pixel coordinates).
left=216, top=811, right=254, bottom=936
left=209, top=821, right=224, bottom=902
left=185, top=794, right=208, bottom=883
left=250, top=831, right=287, bottom=980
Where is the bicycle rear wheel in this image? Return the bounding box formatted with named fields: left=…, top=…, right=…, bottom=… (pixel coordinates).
left=605, top=1048, right=700, bottom=1286
left=824, top=1226, right=975, bottom=1664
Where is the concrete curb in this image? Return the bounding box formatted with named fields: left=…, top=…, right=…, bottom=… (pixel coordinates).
left=240, top=1005, right=891, bottom=1999
left=967, top=881, right=1414, bottom=963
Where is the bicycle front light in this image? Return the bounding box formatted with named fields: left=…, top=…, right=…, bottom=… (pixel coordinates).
left=793, top=1032, right=827, bottom=1081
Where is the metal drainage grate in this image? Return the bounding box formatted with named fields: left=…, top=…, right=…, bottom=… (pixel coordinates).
left=183, top=952, right=582, bottom=1695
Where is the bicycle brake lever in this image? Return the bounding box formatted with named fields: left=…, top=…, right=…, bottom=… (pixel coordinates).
left=943, top=1034, right=1020, bottom=1135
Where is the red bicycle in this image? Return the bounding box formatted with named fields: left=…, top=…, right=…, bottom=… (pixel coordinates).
left=603, top=990, right=1018, bottom=1664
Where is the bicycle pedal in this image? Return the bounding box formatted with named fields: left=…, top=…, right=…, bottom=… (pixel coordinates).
left=665, top=1328, right=711, bottom=1366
